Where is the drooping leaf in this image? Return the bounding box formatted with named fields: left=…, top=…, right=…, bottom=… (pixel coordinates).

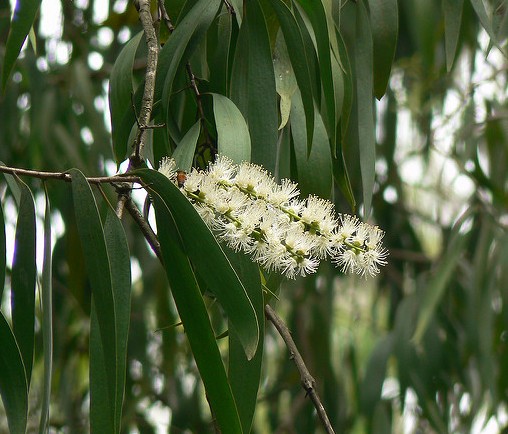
left=231, top=0, right=278, bottom=173
left=355, top=0, right=376, bottom=218
left=137, top=169, right=259, bottom=359
left=0, top=200, right=5, bottom=302
left=103, top=210, right=132, bottom=433
left=70, top=169, right=117, bottom=426
left=11, top=177, right=36, bottom=387
left=38, top=186, right=53, bottom=434
left=227, top=250, right=264, bottom=434
left=443, top=0, right=464, bottom=71
left=171, top=120, right=201, bottom=172
left=294, top=0, right=337, bottom=152
left=158, top=0, right=221, bottom=120
left=368, top=0, right=399, bottom=98
left=212, top=93, right=251, bottom=163
left=1, top=0, right=42, bottom=91
left=109, top=31, right=143, bottom=166
left=270, top=0, right=315, bottom=146
left=291, top=89, right=333, bottom=198
left=0, top=311, right=28, bottom=434
left=146, top=182, right=243, bottom=434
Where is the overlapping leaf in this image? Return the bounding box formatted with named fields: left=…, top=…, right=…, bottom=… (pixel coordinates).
left=143, top=177, right=243, bottom=433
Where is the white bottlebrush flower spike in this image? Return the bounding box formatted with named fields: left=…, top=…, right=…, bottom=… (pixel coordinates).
left=158, top=156, right=388, bottom=279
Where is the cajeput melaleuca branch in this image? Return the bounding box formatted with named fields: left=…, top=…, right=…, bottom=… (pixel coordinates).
left=158, top=156, right=388, bottom=279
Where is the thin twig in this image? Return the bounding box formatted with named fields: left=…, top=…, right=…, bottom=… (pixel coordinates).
left=264, top=304, right=336, bottom=434
left=0, top=164, right=140, bottom=184
left=132, top=0, right=160, bottom=167
left=123, top=197, right=162, bottom=261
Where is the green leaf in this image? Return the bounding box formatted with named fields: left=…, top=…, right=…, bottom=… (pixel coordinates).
left=212, top=93, right=251, bottom=164
left=103, top=210, right=132, bottom=433
left=360, top=335, right=394, bottom=418
left=413, top=232, right=469, bottom=344
left=469, top=0, right=500, bottom=49
left=269, top=0, right=315, bottom=146
left=137, top=169, right=259, bottom=359
left=0, top=311, right=28, bottom=434
left=38, top=186, right=53, bottom=434
left=355, top=1, right=376, bottom=218
left=0, top=200, right=5, bottom=302
left=158, top=0, right=221, bottom=119
left=291, top=89, right=333, bottom=198
left=230, top=0, right=278, bottom=173
left=368, top=0, right=398, bottom=99
left=146, top=182, right=243, bottom=433
left=109, top=31, right=143, bottom=166
left=227, top=250, right=264, bottom=434
left=11, top=177, right=36, bottom=387
left=90, top=304, right=114, bottom=434
left=1, top=0, right=42, bottom=91
left=171, top=120, right=201, bottom=172
left=70, top=169, right=117, bottom=426
left=294, top=0, right=337, bottom=153
left=443, top=0, right=464, bottom=72
left=273, top=30, right=298, bottom=131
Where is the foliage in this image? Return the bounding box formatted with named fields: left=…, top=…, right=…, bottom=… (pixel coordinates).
left=1, top=0, right=508, bottom=433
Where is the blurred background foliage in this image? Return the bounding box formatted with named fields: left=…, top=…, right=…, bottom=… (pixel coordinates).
left=1, top=0, right=508, bottom=433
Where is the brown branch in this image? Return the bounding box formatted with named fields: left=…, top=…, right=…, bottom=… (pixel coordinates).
left=0, top=164, right=141, bottom=184
left=132, top=0, right=160, bottom=167
left=264, top=304, right=336, bottom=434
left=123, top=197, right=162, bottom=261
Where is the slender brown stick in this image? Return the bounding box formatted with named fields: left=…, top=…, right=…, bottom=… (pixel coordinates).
left=0, top=164, right=140, bottom=184
left=132, top=0, right=160, bottom=167
left=264, top=304, right=336, bottom=434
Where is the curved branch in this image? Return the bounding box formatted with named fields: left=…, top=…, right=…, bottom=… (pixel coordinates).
left=264, top=304, right=336, bottom=434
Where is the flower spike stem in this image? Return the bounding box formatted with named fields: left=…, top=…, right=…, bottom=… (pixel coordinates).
left=265, top=304, right=336, bottom=434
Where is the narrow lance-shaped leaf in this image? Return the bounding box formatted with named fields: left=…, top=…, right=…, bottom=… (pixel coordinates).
left=0, top=200, right=5, bottom=301
left=212, top=93, right=251, bottom=164
left=11, top=177, right=36, bottom=387
left=0, top=311, right=28, bottom=434
left=104, top=210, right=132, bottom=433
left=136, top=169, right=259, bottom=359
left=442, top=0, right=464, bottom=72
left=269, top=0, right=315, bottom=147
left=1, top=0, right=42, bottom=91
left=109, top=31, right=143, bottom=166
left=294, top=0, right=337, bottom=153
left=355, top=1, right=376, bottom=218
left=38, top=185, right=53, bottom=434
left=291, top=89, right=333, bottom=198
left=368, top=0, right=398, bottom=99
left=147, top=185, right=243, bottom=433
left=171, top=120, right=201, bottom=172
left=70, top=169, right=117, bottom=426
left=227, top=249, right=264, bottom=434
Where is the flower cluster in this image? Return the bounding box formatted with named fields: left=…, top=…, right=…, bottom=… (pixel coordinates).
left=158, top=156, right=388, bottom=279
